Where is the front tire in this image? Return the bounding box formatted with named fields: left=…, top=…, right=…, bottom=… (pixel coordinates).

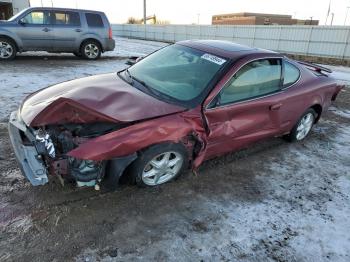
left=81, top=40, right=101, bottom=60
left=0, top=38, right=17, bottom=61
left=286, top=108, right=317, bottom=142
left=131, top=143, right=188, bottom=187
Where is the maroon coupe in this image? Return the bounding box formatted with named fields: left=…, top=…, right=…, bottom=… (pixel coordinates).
left=8, top=40, right=342, bottom=189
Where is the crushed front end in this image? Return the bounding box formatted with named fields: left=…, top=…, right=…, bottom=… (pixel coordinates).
left=8, top=110, right=132, bottom=189
left=8, top=111, right=49, bottom=185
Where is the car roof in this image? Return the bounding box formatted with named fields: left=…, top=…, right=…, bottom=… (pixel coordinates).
left=177, top=40, right=280, bottom=60
left=27, top=7, right=105, bottom=14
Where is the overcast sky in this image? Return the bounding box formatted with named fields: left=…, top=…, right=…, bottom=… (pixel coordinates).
left=30, top=0, right=350, bottom=25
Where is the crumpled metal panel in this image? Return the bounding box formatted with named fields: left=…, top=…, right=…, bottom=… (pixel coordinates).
left=67, top=109, right=208, bottom=168
left=21, top=73, right=185, bottom=126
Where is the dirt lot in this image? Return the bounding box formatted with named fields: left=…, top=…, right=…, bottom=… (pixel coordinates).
left=1, top=45, right=350, bottom=261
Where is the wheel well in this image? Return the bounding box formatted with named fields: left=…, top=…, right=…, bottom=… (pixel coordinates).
left=79, top=38, right=103, bottom=52
left=310, top=104, right=322, bottom=123
left=0, top=35, right=18, bottom=51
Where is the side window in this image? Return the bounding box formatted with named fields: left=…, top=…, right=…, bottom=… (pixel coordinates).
left=283, top=61, right=300, bottom=87
left=53, top=11, right=81, bottom=26
left=85, top=13, right=104, bottom=27
left=22, top=11, right=49, bottom=25
left=218, top=59, right=282, bottom=106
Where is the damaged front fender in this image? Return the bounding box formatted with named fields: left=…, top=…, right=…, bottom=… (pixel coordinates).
left=67, top=112, right=207, bottom=168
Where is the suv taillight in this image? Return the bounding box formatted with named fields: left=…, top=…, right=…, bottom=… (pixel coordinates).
left=108, top=27, right=113, bottom=39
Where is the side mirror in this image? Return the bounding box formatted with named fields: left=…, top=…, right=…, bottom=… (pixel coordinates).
left=18, top=19, right=26, bottom=25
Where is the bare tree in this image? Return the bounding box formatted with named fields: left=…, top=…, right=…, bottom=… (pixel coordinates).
left=127, top=17, right=141, bottom=24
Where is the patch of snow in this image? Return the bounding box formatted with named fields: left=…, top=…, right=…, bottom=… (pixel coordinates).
left=76, top=122, right=350, bottom=261
left=329, top=106, right=350, bottom=119
left=322, top=64, right=350, bottom=85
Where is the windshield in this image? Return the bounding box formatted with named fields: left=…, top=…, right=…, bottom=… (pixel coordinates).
left=7, top=9, right=28, bottom=21
left=127, top=44, right=228, bottom=103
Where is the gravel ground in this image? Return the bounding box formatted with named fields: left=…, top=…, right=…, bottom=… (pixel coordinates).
left=0, top=38, right=349, bottom=262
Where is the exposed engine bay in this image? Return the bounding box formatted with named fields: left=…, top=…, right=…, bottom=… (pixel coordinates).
left=32, top=122, right=128, bottom=189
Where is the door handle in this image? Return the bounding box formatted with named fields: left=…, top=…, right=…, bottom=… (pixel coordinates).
left=42, top=28, right=51, bottom=32
left=270, top=103, right=282, bottom=111
left=75, top=29, right=82, bottom=32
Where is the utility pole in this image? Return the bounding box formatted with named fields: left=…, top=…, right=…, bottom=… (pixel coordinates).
left=310, top=16, right=313, bottom=25
left=344, top=7, right=350, bottom=25
left=197, top=13, right=200, bottom=25
left=325, top=0, right=332, bottom=25
left=40, top=0, right=43, bottom=7
left=331, top=12, right=334, bottom=25
left=143, top=0, right=146, bottom=25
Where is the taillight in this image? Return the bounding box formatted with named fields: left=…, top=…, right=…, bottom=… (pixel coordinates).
left=108, top=27, right=113, bottom=39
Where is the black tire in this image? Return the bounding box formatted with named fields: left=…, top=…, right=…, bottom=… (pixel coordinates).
left=0, top=37, right=17, bottom=61
left=130, top=143, right=189, bottom=187
left=285, top=108, right=317, bottom=142
left=80, top=40, right=101, bottom=60
left=73, top=52, right=82, bottom=58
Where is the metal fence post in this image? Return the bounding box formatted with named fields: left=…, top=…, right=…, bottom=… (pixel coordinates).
left=306, top=26, right=314, bottom=56
left=342, top=27, right=350, bottom=61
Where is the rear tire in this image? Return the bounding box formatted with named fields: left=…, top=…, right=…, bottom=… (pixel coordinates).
left=130, top=143, right=188, bottom=187
left=285, top=108, right=317, bottom=142
left=80, top=40, right=101, bottom=60
left=0, top=37, right=17, bottom=61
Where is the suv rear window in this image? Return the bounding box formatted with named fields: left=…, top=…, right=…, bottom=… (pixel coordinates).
left=52, top=11, right=80, bottom=26
left=85, top=13, right=104, bottom=27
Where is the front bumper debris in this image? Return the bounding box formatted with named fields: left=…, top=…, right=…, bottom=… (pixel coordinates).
left=8, top=111, right=48, bottom=186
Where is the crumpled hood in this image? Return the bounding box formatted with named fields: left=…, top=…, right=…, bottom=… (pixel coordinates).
left=21, top=73, right=185, bottom=126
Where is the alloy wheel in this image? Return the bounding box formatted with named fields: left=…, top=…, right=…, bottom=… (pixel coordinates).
left=142, top=151, right=184, bottom=186
left=84, top=43, right=99, bottom=59
left=296, top=113, right=314, bottom=140
left=0, top=41, right=13, bottom=59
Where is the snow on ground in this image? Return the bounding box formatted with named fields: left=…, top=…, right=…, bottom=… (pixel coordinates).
left=325, top=64, right=350, bottom=85
left=329, top=106, right=350, bottom=119
left=75, top=117, right=350, bottom=261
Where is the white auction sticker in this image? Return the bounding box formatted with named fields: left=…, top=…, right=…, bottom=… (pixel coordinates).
left=201, top=53, right=226, bottom=65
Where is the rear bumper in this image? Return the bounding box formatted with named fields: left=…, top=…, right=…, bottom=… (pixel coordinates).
left=8, top=111, right=48, bottom=186
left=104, top=38, right=115, bottom=51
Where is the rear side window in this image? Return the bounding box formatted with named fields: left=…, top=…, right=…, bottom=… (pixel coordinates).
left=85, top=13, right=104, bottom=27
left=52, top=11, right=81, bottom=26
left=283, top=61, right=300, bottom=86
left=218, top=59, right=282, bottom=105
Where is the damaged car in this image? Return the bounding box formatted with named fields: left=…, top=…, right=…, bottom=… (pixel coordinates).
left=8, top=40, right=343, bottom=190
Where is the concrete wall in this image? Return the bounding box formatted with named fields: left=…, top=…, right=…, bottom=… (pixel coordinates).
left=112, top=24, right=350, bottom=62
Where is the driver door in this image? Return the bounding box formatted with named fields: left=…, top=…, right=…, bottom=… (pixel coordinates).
left=203, top=58, right=285, bottom=160
left=16, top=10, right=54, bottom=51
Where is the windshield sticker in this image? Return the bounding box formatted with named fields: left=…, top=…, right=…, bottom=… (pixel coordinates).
left=201, top=54, right=226, bottom=65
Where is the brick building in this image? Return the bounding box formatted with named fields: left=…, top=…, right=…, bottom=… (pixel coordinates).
left=212, top=12, right=319, bottom=26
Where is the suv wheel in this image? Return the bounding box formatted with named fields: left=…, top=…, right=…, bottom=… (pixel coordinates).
left=81, top=40, right=101, bottom=60
left=131, top=143, right=188, bottom=187
left=0, top=38, right=16, bottom=60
